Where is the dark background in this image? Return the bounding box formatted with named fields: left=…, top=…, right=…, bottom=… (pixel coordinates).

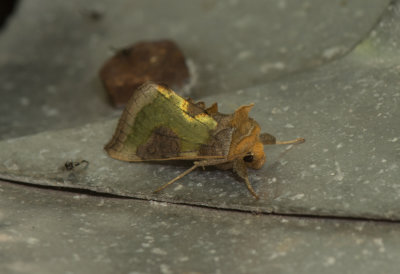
left=0, top=0, right=18, bottom=29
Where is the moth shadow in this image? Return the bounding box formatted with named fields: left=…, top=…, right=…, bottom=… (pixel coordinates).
left=264, top=144, right=302, bottom=199
left=144, top=159, right=234, bottom=184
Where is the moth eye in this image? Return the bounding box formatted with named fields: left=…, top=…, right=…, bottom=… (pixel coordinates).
left=243, top=155, right=254, bottom=163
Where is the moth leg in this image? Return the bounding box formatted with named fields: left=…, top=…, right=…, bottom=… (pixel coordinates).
left=153, top=158, right=231, bottom=193
left=276, top=137, right=305, bottom=145
left=194, top=158, right=233, bottom=167
left=153, top=164, right=199, bottom=193
left=233, top=160, right=259, bottom=199
left=260, top=133, right=305, bottom=145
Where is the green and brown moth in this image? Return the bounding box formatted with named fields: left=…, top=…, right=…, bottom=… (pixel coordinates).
left=105, top=82, right=304, bottom=199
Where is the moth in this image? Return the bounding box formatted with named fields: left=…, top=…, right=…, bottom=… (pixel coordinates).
left=104, top=82, right=304, bottom=199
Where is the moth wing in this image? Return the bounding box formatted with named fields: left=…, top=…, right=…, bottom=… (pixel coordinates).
left=105, top=83, right=220, bottom=161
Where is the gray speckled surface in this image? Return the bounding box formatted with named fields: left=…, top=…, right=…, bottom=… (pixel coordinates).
left=1, top=0, right=400, bottom=273
left=1, top=181, right=400, bottom=274
left=1, top=2, right=400, bottom=221
left=0, top=0, right=390, bottom=139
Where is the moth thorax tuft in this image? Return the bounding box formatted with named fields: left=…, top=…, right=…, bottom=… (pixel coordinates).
left=246, top=142, right=265, bottom=169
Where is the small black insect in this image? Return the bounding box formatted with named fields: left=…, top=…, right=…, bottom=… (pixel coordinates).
left=64, top=160, right=89, bottom=171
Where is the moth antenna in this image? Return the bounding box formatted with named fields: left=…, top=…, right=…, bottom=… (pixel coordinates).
left=275, top=137, right=305, bottom=145
left=244, top=177, right=259, bottom=200
left=153, top=164, right=199, bottom=193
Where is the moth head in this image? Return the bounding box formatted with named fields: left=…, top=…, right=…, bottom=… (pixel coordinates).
left=230, top=104, right=266, bottom=169
left=242, top=141, right=265, bottom=169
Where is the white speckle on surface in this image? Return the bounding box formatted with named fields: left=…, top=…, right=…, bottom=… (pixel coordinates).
left=279, top=47, right=287, bottom=54
left=290, top=193, right=305, bottom=200
left=229, top=0, right=239, bottom=6
left=336, top=143, right=343, bottom=149
left=271, top=107, right=282, bottom=114
left=323, top=256, right=336, bottom=266
left=144, top=235, right=154, bottom=241
left=178, top=256, right=189, bottom=262
left=343, top=85, right=353, bottom=91
left=375, top=102, right=384, bottom=110
left=73, top=195, right=87, bottom=199
left=269, top=252, right=287, bottom=260
left=160, top=264, right=172, bottom=274
left=323, top=148, right=329, bottom=153
left=41, top=105, right=59, bottom=117
left=73, top=253, right=80, bottom=261
left=277, top=0, right=287, bottom=9
left=233, top=15, right=252, bottom=29
left=260, top=62, right=285, bottom=73
left=284, top=123, right=295, bottom=129
left=280, top=85, right=288, bottom=91
left=280, top=159, right=288, bottom=166
left=310, top=164, right=317, bottom=169
left=46, top=85, right=57, bottom=94
left=354, top=9, right=364, bottom=17
left=19, top=97, right=30, bottom=106
left=3, top=159, right=19, bottom=171
left=228, top=228, right=241, bottom=236
left=27, top=237, right=39, bottom=245
left=97, top=167, right=110, bottom=172
left=38, top=149, right=50, bottom=160
left=152, top=248, right=167, bottom=255
left=285, top=144, right=294, bottom=150
left=381, top=158, right=387, bottom=163
left=97, top=199, right=105, bottom=207
left=267, top=177, right=277, bottom=184
left=236, top=50, right=252, bottom=60
left=149, top=201, right=168, bottom=207
left=334, top=161, right=344, bottom=181
left=373, top=238, right=385, bottom=253
left=362, top=249, right=371, bottom=256
left=173, top=184, right=183, bottom=191
left=322, top=46, right=344, bottom=59
left=388, top=137, right=398, bottom=142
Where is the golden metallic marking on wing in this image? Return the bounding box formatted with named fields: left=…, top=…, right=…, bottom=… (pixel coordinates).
left=156, top=84, right=173, bottom=98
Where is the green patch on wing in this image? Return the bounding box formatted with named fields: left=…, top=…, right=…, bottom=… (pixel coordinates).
left=127, top=91, right=217, bottom=156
